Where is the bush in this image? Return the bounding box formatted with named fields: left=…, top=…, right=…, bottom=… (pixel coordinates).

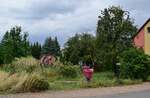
left=119, top=48, right=150, bottom=81
left=59, top=65, right=80, bottom=78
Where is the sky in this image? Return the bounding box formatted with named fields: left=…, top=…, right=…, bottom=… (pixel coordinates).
left=0, top=0, right=149, bottom=47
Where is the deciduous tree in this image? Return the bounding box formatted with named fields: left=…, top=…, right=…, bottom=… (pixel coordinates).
left=96, top=6, right=137, bottom=75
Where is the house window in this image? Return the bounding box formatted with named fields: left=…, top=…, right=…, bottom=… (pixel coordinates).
left=147, top=27, right=150, bottom=33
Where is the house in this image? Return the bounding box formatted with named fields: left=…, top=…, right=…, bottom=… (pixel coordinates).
left=133, top=18, right=150, bottom=55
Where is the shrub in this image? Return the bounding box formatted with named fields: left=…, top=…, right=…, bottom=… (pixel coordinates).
left=52, top=59, right=64, bottom=67
left=119, top=48, right=150, bottom=81
left=59, top=65, right=79, bottom=78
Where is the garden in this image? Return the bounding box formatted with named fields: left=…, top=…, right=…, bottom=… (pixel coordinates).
left=0, top=6, right=150, bottom=94
left=0, top=54, right=149, bottom=94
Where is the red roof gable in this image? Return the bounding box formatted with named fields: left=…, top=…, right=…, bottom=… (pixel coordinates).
left=133, top=18, right=150, bottom=38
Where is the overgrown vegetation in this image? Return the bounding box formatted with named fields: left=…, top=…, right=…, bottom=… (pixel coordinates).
left=59, top=65, right=80, bottom=78
left=0, top=6, right=150, bottom=94
left=119, top=48, right=150, bottom=81
left=0, top=71, right=49, bottom=93
left=0, top=57, right=144, bottom=93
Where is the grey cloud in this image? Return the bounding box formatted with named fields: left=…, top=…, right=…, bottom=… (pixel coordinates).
left=0, top=0, right=149, bottom=46
left=9, top=0, right=81, bottom=20
left=116, top=0, right=150, bottom=26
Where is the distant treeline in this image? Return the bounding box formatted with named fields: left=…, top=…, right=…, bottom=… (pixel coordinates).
left=0, top=26, right=61, bottom=64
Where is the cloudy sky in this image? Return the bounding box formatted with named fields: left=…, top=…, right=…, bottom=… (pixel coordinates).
left=0, top=0, right=149, bottom=46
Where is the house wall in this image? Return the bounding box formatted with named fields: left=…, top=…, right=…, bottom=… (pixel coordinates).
left=144, top=21, right=150, bottom=55
left=133, top=29, right=145, bottom=49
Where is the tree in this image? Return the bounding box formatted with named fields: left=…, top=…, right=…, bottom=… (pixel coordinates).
left=31, top=42, right=42, bottom=59
left=63, top=34, right=80, bottom=64
left=54, top=37, right=61, bottom=56
left=22, top=32, right=31, bottom=56
left=0, top=32, right=14, bottom=63
left=0, top=49, right=3, bottom=64
left=0, top=26, right=31, bottom=63
left=63, top=33, right=95, bottom=65
left=42, top=36, right=61, bottom=57
left=96, top=6, right=137, bottom=75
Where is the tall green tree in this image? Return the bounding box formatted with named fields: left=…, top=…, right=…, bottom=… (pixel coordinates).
left=63, top=33, right=95, bottom=65
left=0, top=35, right=14, bottom=64
left=54, top=37, right=61, bottom=56
left=0, top=26, right=31, bottom=63
left=63, top=34, right=80, bottom=64
left=31, top=42, right=42, bottom=59
left=22, top=32, right=31, bottom=56
left=42, top=36, right=61, bottom=57
left=0, top=49, right=3, bottom=64
left=96, top=6, right=137, bottom=74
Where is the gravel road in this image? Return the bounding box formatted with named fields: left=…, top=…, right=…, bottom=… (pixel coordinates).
left=89, top=90, right=150, bottom=98
left=0, top=83, right=150, bottom=98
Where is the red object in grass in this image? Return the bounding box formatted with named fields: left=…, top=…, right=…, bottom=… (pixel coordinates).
left=83, top=65, right=94, bottom=81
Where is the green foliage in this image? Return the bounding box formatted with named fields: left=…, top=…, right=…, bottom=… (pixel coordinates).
left=59, top=64, right=80, bottom=78
left=0, top=47, right=3, bottom=64
left=63, top=33, right=95, bottom=65
left=0, top=64, right=15, bottom=73
left=0, top=35, right=14, bottom=63
left=119, top=48, right=150, bottom=81
left=95, top=6, right=137, bottom=72
left=31, top=42, right=42, bottom=59
left=0, top=26, right=31, bottom=64
left=42, top=36, right=61, bottom=56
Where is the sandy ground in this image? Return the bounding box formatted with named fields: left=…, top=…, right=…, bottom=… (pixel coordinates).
left=0, top=82, right=150, bottom=98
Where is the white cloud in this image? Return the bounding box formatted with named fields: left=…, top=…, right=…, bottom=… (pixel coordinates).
left=0, top=0, right=149, bottom=46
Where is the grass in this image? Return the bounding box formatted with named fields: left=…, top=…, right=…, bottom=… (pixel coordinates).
left=147, top=76, right=150, bottom=82
left=0, top=57, right=145, bottom=93
left=46, top=71, right=142, bottom=90
left=0, top=69, right=143, bottom=93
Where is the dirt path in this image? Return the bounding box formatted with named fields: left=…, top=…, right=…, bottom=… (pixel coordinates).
left=0, top=82, right=150, bottom=98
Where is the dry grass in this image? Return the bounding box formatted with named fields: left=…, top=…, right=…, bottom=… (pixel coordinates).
left=0, top=57, right=144, bottom=93
left=12, top=56, right=39, bottom=66
left=0, top=71, right=49, bottom=93
left=0, top=72, right=20, bottom=92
